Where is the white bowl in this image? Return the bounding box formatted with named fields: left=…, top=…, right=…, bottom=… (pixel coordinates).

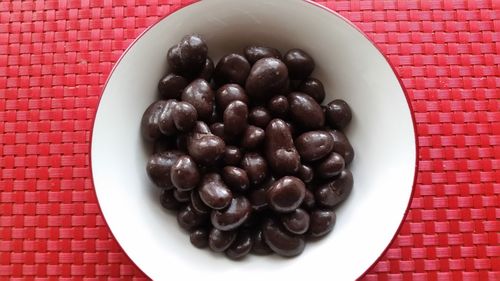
left=90, top=0, right=417, bottom=280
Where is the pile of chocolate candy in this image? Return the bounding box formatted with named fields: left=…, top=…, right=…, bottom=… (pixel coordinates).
left=141, top=35, right=354, bottom=259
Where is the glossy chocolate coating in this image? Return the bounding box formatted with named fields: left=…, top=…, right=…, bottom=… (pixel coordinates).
left=297, top=164, right=314, bottom=183
left=241, top=152, right=269, bottom=186
left=314, top=169, right=353, bottom=208
left=193, top=121, right=211, bottom=134
left=172, top=101, right=197, bottom=132
left=281, top=208, right=310, bottom=235
left=146, top=150, right=184, bottom=189
left=251, top=228, right=272, bottom=255
left=208, top=228, right=237, bottom=252
left=267, top=95, right=289, bottom=118
left=158, top=99, right=179, bottom=136
left=265, top=119, right=301, bottom=176
left=158, top=73, right=188, bottom=100
left=173, top=189, right=191, bottom=203
left=301, top=189, right=316, bottom=210
left=190, top=190, right=210, bottom=215
left=198, top=173, right=233, bottom=210
left=245, top=58, right=288, bottom=100
left=249, top=189, right=268, bottom=211
left=223, top=100, right=248, bottom=136
left=160, top=189, right=181, bottom=210
left=262, top=218, right=305, bottom=257
left=266, top=176, right=306, bottom=213
left=171, top=155, right=200, bottom=191
left=223, top=146, right=242, bottom=166
left=210, top=122, right=225, bottom=138
left=222, top=166, right=250, bottom=193
left=141, top=100, right=168, bottom=141
left=177, top=204, right=208, bottom=231
left=295, top=131, right=334, bottom=162
left=211, top=197, right=252, bottom=231
left=214, top=53, right=251, bottom=86
left=209, top=122, right=236, bottom=144
left=248, top=106, right=272, bottom=129
left=187, top=131, right=225, bottom=166
left=298, top=77, right=325, bottom=103
left=225, top=231, right=253, bottom=260
left=315, top=152, right=345, bottom=179
left=190, top=228, right=209, bottom=248
left=327, top=129, right=355, bottom=165
left=181, top=79, right=215, bottom=121
left=240, top=125, right=265, bottom=150
left=168, top=34, right=208, bottom=78
left=308, top=209, right=336, bottom=238
left=283, top=49, right=315, bottom=80
left=325, top=99, right=352, bottom=129
left=288, top=92, right=324, bottom=130
left=198, top=57, right=214, bottom=81
left=243, top=46, right=282, bottom=64
left=216, top=83, right=248, bottom=111
left=167, top=44, right=183, bottom=74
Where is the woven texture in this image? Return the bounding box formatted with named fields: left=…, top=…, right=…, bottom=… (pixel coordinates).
left=0, top=0, right=499, bottom=280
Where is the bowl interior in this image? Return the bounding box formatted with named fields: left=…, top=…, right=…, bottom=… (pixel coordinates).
left=91, top=0, right=416, bottom=280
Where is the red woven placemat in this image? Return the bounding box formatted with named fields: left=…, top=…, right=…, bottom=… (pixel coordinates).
left=0, top=0, right=498, bottom=280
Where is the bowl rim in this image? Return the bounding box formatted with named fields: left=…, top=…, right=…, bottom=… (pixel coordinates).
left=89, top=1, right=419, bottom=279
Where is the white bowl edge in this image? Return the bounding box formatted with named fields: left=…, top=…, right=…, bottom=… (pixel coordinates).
left=90, top=1, right=417, bottom=280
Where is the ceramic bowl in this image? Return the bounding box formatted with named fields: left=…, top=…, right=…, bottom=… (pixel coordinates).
left=91, top=0, right=417, bottom=280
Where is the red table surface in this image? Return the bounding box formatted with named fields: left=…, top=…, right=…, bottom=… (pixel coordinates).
left=0, top=0, right=499, bottom=280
